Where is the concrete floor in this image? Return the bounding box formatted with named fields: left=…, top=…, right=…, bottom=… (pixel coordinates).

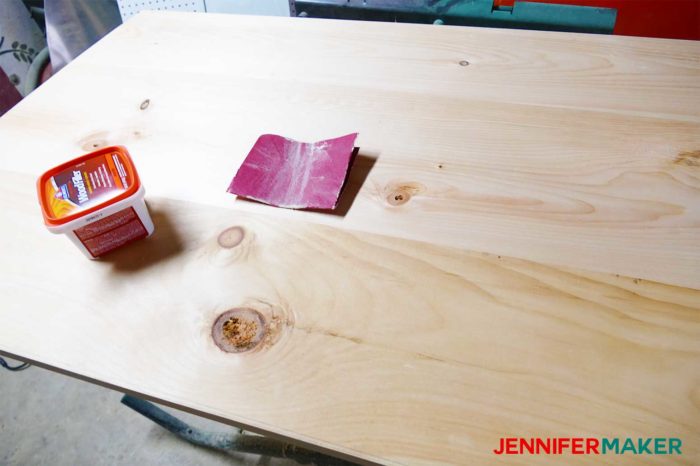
left=0, top=358, right=298, bottom=465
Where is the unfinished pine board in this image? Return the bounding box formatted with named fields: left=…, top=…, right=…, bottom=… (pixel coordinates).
left=1, top=170, right=699, bottom=465
left=0, top=11, right=699, bottom=465
left=0, top=12, right=698, bottom=288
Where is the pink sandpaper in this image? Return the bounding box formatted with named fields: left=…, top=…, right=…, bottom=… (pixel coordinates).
left=227, top=133, right=358, bottom=209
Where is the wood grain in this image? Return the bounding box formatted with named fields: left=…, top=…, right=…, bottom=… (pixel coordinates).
left=0, top=12, right=698, bottom=287
left=0, top=169, right=698, bottom=464
left=0, top=12, right=699, bottom=465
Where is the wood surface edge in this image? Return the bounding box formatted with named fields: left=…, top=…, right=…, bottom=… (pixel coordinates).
left=0, top=349, right=386, bottom=466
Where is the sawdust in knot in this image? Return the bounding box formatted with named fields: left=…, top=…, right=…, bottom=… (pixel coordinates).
left=223, top=317, right=257, bottom=348
left=212, top=308, right=265, bottom=353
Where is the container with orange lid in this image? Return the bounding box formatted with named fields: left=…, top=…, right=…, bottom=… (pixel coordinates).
left=37, top=146, right=154, bottom=258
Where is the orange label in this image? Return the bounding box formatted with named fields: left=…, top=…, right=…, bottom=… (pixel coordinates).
left=44, top=151, right=131, bottom=219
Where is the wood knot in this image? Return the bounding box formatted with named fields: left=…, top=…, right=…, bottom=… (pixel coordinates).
left=389, top=193, right=408, bottom=205
left=674, top=150, right=700, bottom=167
left=218, top=226, right=245, bottom=248
left=384, top=181, right=425, bottom=207
left=212, top=308, right=265, bottom=353
left=78, top=131, right=109, bottom=152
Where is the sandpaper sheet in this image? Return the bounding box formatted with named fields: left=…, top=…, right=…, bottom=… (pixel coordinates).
left=227, top=133, right=358, bottom=209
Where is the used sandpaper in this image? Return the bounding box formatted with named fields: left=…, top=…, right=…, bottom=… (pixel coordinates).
left=227, top=133, right=358, bottom=209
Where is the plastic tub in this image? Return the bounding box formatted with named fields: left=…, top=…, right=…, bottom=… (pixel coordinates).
left=37, top=146, right=154, bottom=258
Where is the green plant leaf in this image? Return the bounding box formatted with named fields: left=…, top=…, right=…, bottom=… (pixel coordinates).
left=20, top=43, right=27, bottom=50
left=20, top=53, right=27, bottom=62
left=28, top=48, right=35, bottom=54
left=11, top=40, right=18, bottom=48
left=12, top=52, right=20, bottom=61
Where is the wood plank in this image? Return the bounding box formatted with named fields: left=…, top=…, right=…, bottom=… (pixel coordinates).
left=0, top=12, right=698, bottom=287
left=1, top=170, right=698, bottom=465
left=0, top=12, right=699, bottom=464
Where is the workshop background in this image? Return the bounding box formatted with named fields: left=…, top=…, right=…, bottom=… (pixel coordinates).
left=1, top=1, right=699, bottom=465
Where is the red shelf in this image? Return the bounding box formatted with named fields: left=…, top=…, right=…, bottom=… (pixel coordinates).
left=499, top=0, right=700, bottom=40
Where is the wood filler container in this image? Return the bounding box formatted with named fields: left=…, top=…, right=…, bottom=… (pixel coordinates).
left=37, top=146, right=154, bottom=258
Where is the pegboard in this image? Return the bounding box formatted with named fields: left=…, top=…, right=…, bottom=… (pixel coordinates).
left=117, top=0, right=206, bottom=21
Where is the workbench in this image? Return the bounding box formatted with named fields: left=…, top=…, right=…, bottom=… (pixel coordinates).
left=0, top=11, right=698, bottom=465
